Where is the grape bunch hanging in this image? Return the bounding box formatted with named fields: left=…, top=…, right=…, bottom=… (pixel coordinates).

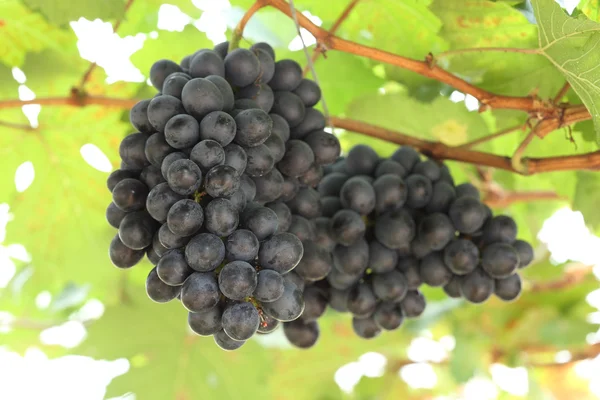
left=106, top=39, right=534, bottom=351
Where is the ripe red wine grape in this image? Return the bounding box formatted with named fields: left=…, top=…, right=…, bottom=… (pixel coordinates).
left=166, top=158, right=203, bottom=196
left=443, top=239, right=479, bottom=275
left=185, top=232, right=225, bottom=272
left=352, top=316, right=381, bottom=339
left=373, top=302, right=404, bottom=331
left=293, top=78, right=321, bottom=107
left=146, top=267, right=181, bottom=303
left=460, top=268, right=494, bottom=303
left=119, top=132, right=150, bottom=170
left=260, top=281, right=304, bottom=322
left=254, top=269, right=284, bottom=302
left=269, top=59, right=302, bottom=91
left=109, top=234, right=145, bottom=268
left=258, top=232, right=304, bottom=273
left=224, top=48, right=260, bottom=87
left=181, top=78, right=224, bottom=120
left=118, top=211, right=158, bottom=250
left=494, top=273, right=522, bottom=301
left=156, top=249, right=194, bottom=286
left=166, top=199, right=204, bottom=237
left=150, top=59, right=182, bottom=90
left=372, top=270, right=408, bottom=302
left=180, top=272, right=220, bottom=312
left=189, top=50, right=225, bottom=78
left=481, top=242, right=519, bottom=278
left=218, top=261, right=258, bottom=300
left=283, top=319, right=319, bottom=348
left=188, top=306, right=222, bottom=336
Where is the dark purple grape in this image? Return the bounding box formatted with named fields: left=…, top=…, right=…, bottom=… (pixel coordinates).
left=188, top=306, right=222, bottom=336
left=352, top=316, right=381, bottom=339
left=391, top=147, right=420, bottom=171
left=413, top=160, right=441, bottom=181
left=146, top=267, right=180, bottom=303
left=223, top=143, right=248, bottom=175
left=112, top=178, right=148, bottom=212
left=222, top=302, right=260, bottom=341
left=150, top=59, right=182, bottom=91
left=164, top=114, right=200, bottom=149
left=347, top=283, right=377, bottom=318
left=166, top=159, right=202, bottom=196
left=425, top=181, right=456, bottom=213
left=374, top=159, right=407, bottom=178
left=400, top=290, right=426, bottom=318
left=181, top=78, right=224, bottom=120
left=251, top=169, right=284, bottom=203
left=494, top=273, right=522, bottom=301
left=254, top=269, right=284, bottom=302
left=236, top=83, right=274, bottom=112
left=109, top=234, right=144, bottom=268
left=185, top=232, right=225, bottom=272
left=270, top=113, right=290, bottom=142
left=147, top=95, right=185, bottom=132
left=146, top=182, right=184, bottom=223
left=157, top=249, right=194, bottom=286
left=346, top=144, right=379, bottom=176
left=119, top=132, right=150, bottom=170
left=118, top=211, right=158, bottom=250
left=418, top=212, right=455, bottom=251
left=284, top=319, right=319, bottom=348
left=481, top=215, right=518, bottom=244
left=219, top=261, right=257, bottom=300
left=269, top=59, right=302, bottom=91
left=396, top=257, right=422, bottom=289
left=271, top=91, right=305, bottom=128
left=129, top=99, right=153, bottom=133
left=214, top=329, right=245, bottom=351
left=448, top=196, right=488, bottom=234
left=260, top=280, right=304, bottom=322
left=206, top=75, right=235, bottom=112
left=181, top=272, right=220, bottom=312
left=317, top=172, right=349, bottom=197
left=333, top=239, right=369, bottom=276
left=481, top=242, right=519, bottom=278
left=287, top=215, right=315, bottom=242
left=340, top=176, right=376, bottom=215
left=405, top=174, right=433, bottom=209
left=189, top=50, right=225, bottom=78
left=199, top=111, right=236, bottom=147
left=373, top=302, right=404, bottom=331
left=294, top=241, right=332, bottom=282
left=373, top=174, right=407, bottom=214
left=224, top=48, right=260, bottom=87
left=513, top=239, right=534, bottom=268
left=419, top=251, right=452, bottom=287
left=293, top=78, right=321, bottom=107
left=233, top=108, right=272, bottom=147
left=455, top=182, right=480, bottom=200
left=443, top=275, right=462, bottom=298
left=443, top=239, right=479, bottom=275
left=290, top=108, right=325, bottom=140
left=258, top=232, right=304, bottom=274
left=167, top=199, right=204, bottom=237
left=460, top=268, right=494, bottom=303
left=226, top=229, right=259, bottom=262
left=374, top=209, right=416, bottom=249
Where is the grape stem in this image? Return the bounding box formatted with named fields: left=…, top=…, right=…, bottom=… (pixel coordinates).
left=228, top=0, right=269, bottom=52
left=301, top=0, right=361, bottom=76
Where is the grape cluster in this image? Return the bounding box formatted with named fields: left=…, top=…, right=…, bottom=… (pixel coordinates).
left=105, top=40, right=341, bottom=350
left=291, top=144, right=534, bottom=343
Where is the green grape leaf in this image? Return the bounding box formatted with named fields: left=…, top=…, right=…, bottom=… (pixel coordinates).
left=342, top=91, right=489, bottom=154
left=21, top=0, right=125, bottom=26
left=431, top=0, right=565, bottom=98
left=533, top=0, right=600, bottom=142
left=0, top=106, right=130, bottom=300
left=341, top=0, right=448, bottom=89
left=119, top=0, right=202, bottom=36
left=578, top=0, right=600, bottom=21
left=0, top=1, right=72, bottom=67
left=573, top=171, right=600, bottom=229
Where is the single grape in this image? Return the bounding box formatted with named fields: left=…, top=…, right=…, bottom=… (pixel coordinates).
left=271, top=91, right=305, bottom=128
left=292, top=78, right=321, bottom=107
left=405, top=174, right=433, bottom=209
left=189, top=140, right=225, bottom=173
left=263, top=130, right=286, bottom=163
left=214, top=329, right=245, bottom=351
left=494, top=273, right=522, bottom=301
left=240, top=174, right=257, bottom=202
left=424, top=181, right=456, bottom=214
left=443, top=275, right=462, bottom=298
left=279, top=175, right=299, bottom=202
left=374, top=209, right=416, bottom=249
left=411, top=235, right=432, bottom=260
left=448, top=196, right=488, bottom=234
left=199, top=111, right=236, bottom=147
left=418, top=212, right=455, bottom=251
left=147, top=247, right=161, bottom=265
left=145, top=132, right=175, bottom=167
left=140, top=165, right=166, bottom=189
left=266, top=201, right=292, bottom=233
left=345, top=145, right=379, bottom=176
left=107, top=169, right=140, bottom=192
left=205, top=75, right=235, bottom=112
left=233, top=108, right=273, bottom=147
left=181, top=272, right=220, bottom=312
left=373, top=174, right=407, bottom=214
left=147, top=95, right=185, bottom=133
left=185, top=232, right=225, bottom=272
left=188, top=306, right=222, bottom=336
left=481, top=215, right=518, bottom=244
left=251, top=42, right=275, bottom=59
left=224, top=48, right=260, bottom=87
left=481, top=242, right=519, bottom=278
left=391, top=146, right=420, bottom=171
left=119, top=132, right=150, bottom=170
left=204, top=165, right=241, bottom=198
left=413, top=160, right=441, bottom=181
left=162, top=73, right=190, bottom=99
left=253, top=48, right=275, bottom=84
left=298, top=164, right=323, bottom=187
left=260, top=281, right=304, bottom=322
left=352, top=317, right=381, bottom=339
left=213, top=41, right=229, bottom=58
left=369, top=240, right=399, bottom=274
left=204, top=198, right=239, bottom=237
left=241, top=206, right=278, bottom=240
left=340, top=177, right=376, bottom=215
left=106, top=202, right=127, bottom=229
left=150, top=59, right=182, bottom=90
left=167, top=158, right=203, bottom=196
left=112, top=178, right=148, bottom=212
left=373, top=302, right=404, bottom=331
left=374, top=159, right=407, bottom=178
left=396, top=257, right=422, bottom=290
left=167, top=199, right=204, bottom=237
left=164, top=114, right=200, bottom=149
left=455, top=182, right=480, bottom=200
left=321, top=196, right=342, bottom=218
left=278, top=140, right=315, bottom=178
left=284, top=320, right=319, bottom=348
left=313, top=217, right=336, bottom=252
left=181, top=78, right=224, bottom=120
left=223, top=143, right=248, bottom=175
left=282, top=270, right=305, bottom=292
left=258, top=232, right=304, bottom=274
left=244, top=144, right=274, bottom=177
left=419, top=251, right=452, bottom=287
left=157, top=249, right=194, bottom=286
left=290, top=108, right=325, bottom=140
left=251, top=169, right=284, bottom=203
left=118, top=211, right=158, bottom=250
left=294, top=240, right=332, bottom=282
left=151, top=232, right=168, bottom=257
left=269, top=59, right=302, bottom=91
left=372, top=270, right=409, bottom=302
left=347, top=282, right=377, bottom=318
left=254, top=269, right=284, bottom=302
left=189, top=50, right=225, bottom=78
left=287, top=215, right=315, bottom=242
left=286, top=187, right=322, bottom=219
left=333, top=239, right=369, bottom=276
left=329, top=288, right=350, bottom=312
left=109, top=234, right=145, bottom=268
left=513, top=239, right=534, bottom=268
left=158, top=223, right=191, bottom=249
left=146, top=267, right=181, bottom=303
left=160, top=152, right=186, bottom=180
left=226, top=229, right=259, bottom=262
left=270, top=113, right=290, bottom=142
left=460, top=268, right=494, bottom=303
left=218, top=261, right=258, bottom=300
left=443, top=239, right=479, bottom=275
left=146, top=182, right=184, bottom=223
left=317, top=172, right=349, bottom=197
left=400, top=290, right=426, bottom=318
left=222, top=302, right=260, bottom=341
left=301, top=285, right=328, bottom=321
